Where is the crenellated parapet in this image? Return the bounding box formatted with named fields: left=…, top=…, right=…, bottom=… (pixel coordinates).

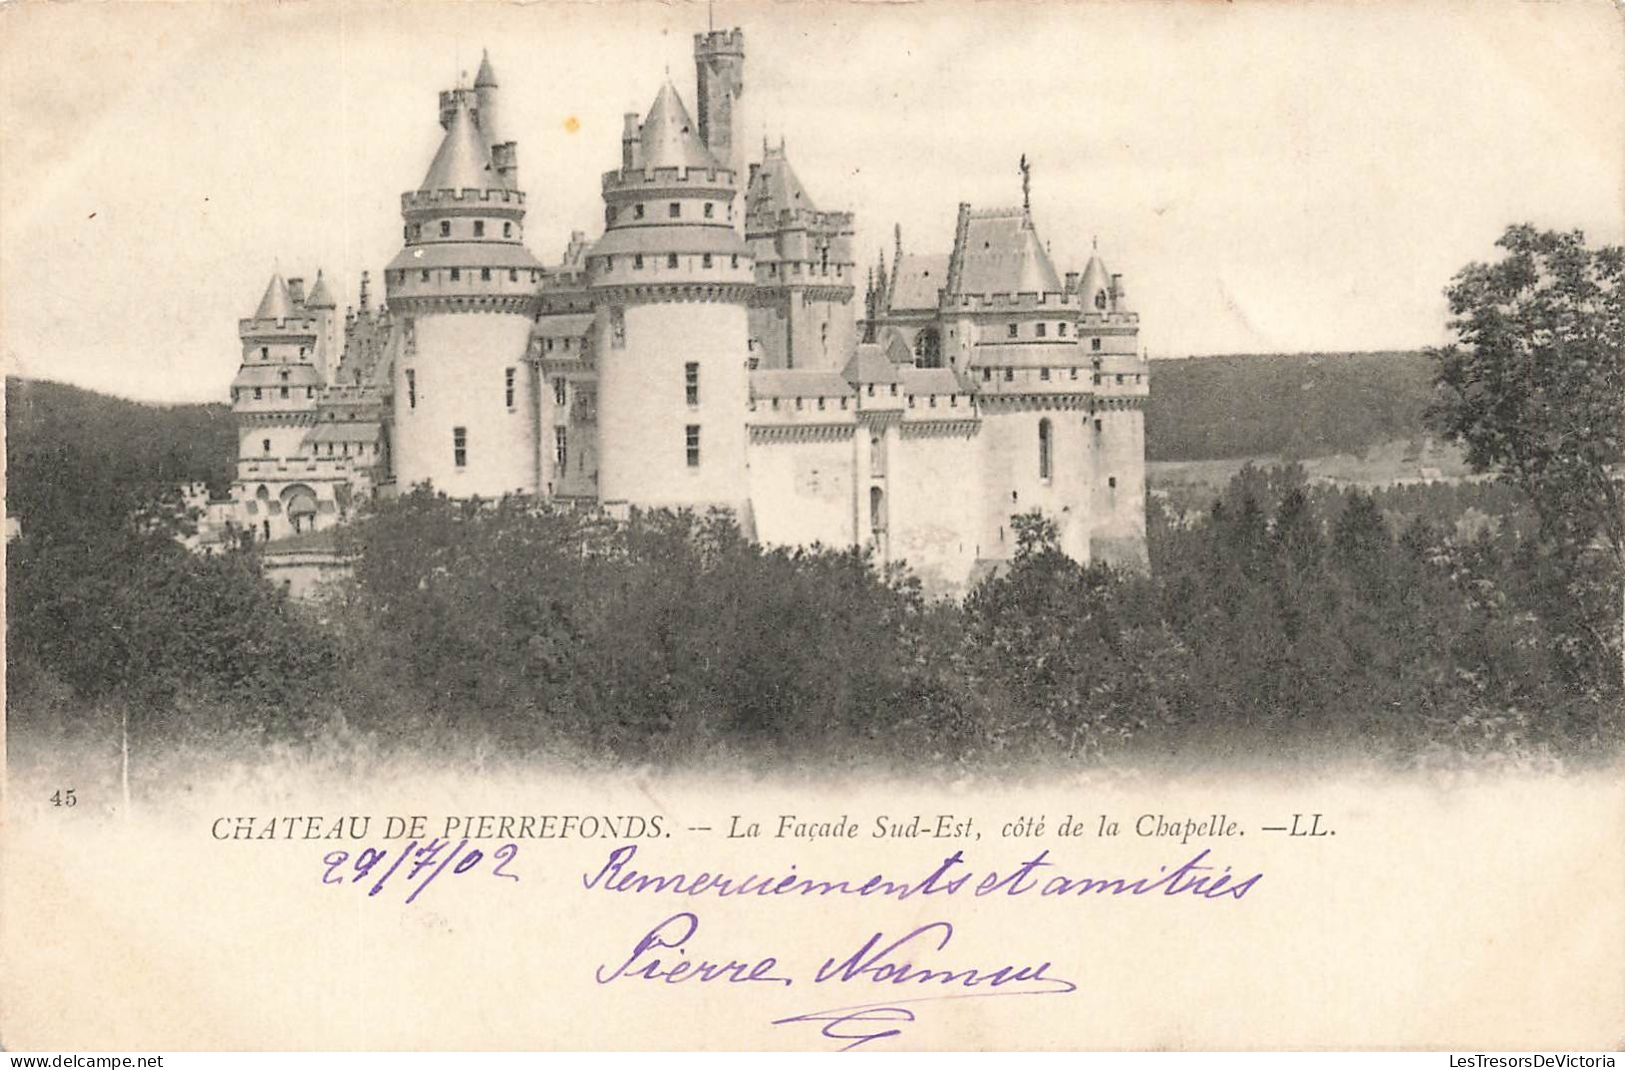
left=602, top=166, right=738, bottom=195
left=945, top=290, right=1078, bottom=313
left=239, top=316, right=318, bottom=338
left=402, top=188, right=526, bottom=215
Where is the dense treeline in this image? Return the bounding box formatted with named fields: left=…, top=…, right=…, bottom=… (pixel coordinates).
left=1145, top=351, right=1435, bottom=461
left=11, top=475, right=1615, bottom=771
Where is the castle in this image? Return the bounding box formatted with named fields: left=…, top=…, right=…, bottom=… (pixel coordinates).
left=227, top=28, right=1149, bottom=598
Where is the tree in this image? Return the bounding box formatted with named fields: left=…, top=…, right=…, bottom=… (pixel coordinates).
left=1428, top=224, right=1624, bottom=695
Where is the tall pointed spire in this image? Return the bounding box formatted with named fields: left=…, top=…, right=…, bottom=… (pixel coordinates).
left=420, top=97, right=505, bottom=192
left=254, top=273, right=295, bottom=320
left=305, top=270, right=337, bottom=309
left=474, top=49, right=497, bottom=88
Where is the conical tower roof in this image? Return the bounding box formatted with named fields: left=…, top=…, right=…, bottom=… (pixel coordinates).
left=747, top=142, right=815, bottom=219
left=254, top=273, right=295, bottom=320
left=474, top=49, right=497, bottom=87
left=420, top=98, right=505, bottom=192
left=305, top=270, right=338, bottom=309
left=1078, top=251, right=1111, bottom=306
left=638, top=82, right=719, bottom=171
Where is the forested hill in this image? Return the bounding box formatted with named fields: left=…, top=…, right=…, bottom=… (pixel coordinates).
left=1146, top=351, right=1436, bottom=462
left=6, top=377, right=235, bottom=536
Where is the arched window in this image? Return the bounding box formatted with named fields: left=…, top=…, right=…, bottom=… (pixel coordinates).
left=913, top=327, right=942, bottom=369
left=870, top=486, right=886, bottom=534
left=1038, top=418, right=1053, bottom=481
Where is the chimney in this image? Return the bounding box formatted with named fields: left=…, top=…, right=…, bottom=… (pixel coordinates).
left=288, top=277, right=306, bottom=306
left=1110, top=273, right=1124, bottom=300
left=1065, top=271, right=1079, bottom=292
left=622, top=112, right=641, bottom=170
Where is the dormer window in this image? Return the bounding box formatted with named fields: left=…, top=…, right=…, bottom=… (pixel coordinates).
left=1095, top=291, right=1108, bottom=310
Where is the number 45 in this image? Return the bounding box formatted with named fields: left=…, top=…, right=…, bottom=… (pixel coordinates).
left=50, top=789, right=77, bottom=807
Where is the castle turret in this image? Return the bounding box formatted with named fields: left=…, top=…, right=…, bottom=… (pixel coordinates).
left=744, top=139, right=856, bottom=370
left=588, top=80, right=754, bottom=515
left=694, top=28, right=746, bottom=202
left=231, top=273, right=325, bottom=540
left=304, top=269, right=340, bottom=385
left=385, top=85, right=541, bottom=497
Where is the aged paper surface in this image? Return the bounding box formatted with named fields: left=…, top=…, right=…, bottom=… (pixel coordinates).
left=2, top=0, right=1623, bottom=1053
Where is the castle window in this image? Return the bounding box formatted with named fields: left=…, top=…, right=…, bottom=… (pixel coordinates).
left=450, top=268, right=461, bottom=281
left=280, top=369, right=289, bottom=380
left=950, top=395, right=958, bottom=407
left=610, top=307, right=626, bottom=348
left=703, top=254, right=713, bottom=269
left=667, top=253, right=678, bottom=269
left=505, top=367, right=516, bottom=409
left=731, top=255, right=739, bottom=269
left=1007, top=323, right=1018, bottom=339
left=406, top=369, right=416, bottom=409
left=1039, top=418, right=1053, bottom=481
left=870, top=486, right=885, bottom=534
left=554, top=378, right=567, bottom=406
left=1093, top=374, right=1102, bottom=385
left=635, top=254, right=645, bottom=270
left=1070, top=368, right=1078, bottom=380
left=440, top=221, right=451, bottom=238
left=1108, top=476, right=1117, bottom=488
left=474, top=221, right=485, bottom=238
left=1095, top=291, right=1108, bottom=311
left=555, top=426, right=568, bottom=469
left=503, top=222, right=512, bottom=238
left=1094, top=418, right=1103, bottom=433
left=531, top=270, right=540, bottom=283
left=685, top=362, right=699, bottom=406
left=686, top=424, right=701, bottom=467
left=928, top=396, right=936, bottom=408
left=1036, top=323, right=1047, bottom=338
left=510, top=269, right=518, bottom=282
left=1040, top=367, right=1051, bottom=381
left=634, top=204, right=645, bottom=220
left=280, top=386, right=289, bottom=399
left=299, top=346, right=307, bottom=357
left=890, top=384, right=898, bottom=396
left=260, top=346, right=269, bottom=360
left=262, top=439, right=271, bottom=454
left=669, top=203, right=681, bottom=219
left=254, top=388, right=263, bottom=400
left=482, top=268, right=492, bottom=282
left=1004, top=368, right=1014, bottom=382
left=306, top=387, right=314, bottom=399
left=453, top=427, right=467, bottom=468
left=1116, top=374, right=1124, bottom=385
left=866, top=384, right=874, bottom=397
left=422, top=269, right=430, bottom=282
left=1059, top=323, right=1069, bottom=337
left=982, top=368, right=991, bottom=382
left=606, top=206, right=618, bottom=225
left=795, top=398, right=803, bottom=410
left=817, top=397, right=826, bottom=410
left=1091, top=338, right=1102, bottom=352
left=704, top=202, right=715, bottom=219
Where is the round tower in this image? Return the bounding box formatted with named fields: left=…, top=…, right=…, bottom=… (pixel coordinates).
left=588, top=81, right=754, bottom=513
left=384, top=80, right=541, bottom=498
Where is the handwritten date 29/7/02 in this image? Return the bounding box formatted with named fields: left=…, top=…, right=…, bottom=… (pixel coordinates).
left=320, top=839, right=520, bottom=904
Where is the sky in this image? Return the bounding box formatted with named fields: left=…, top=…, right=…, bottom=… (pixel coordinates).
left=2, top=0, right=1621, bottom=404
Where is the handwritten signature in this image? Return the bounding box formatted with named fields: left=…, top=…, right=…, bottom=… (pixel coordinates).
left=596, top=911, right=1077, bottom=1050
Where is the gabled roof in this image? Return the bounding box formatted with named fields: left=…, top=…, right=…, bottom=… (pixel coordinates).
left=304, top=271, right=338, bottom=309
left=638, top=82, right=719, bottom=171
left=254, top=274, right=295, bottom=320
left=888, top=254, right=950, bottom=311
left=898, top=367, right=964, bottom=396
left=842, top=343, right=901, bottom=385
left=747, top=144, right=815, bottom=219
left=953, top=208, right=1062, bottom=295
left=751, top=369, right=853, bottom=399
left=420, top=98, right=505, bottom=192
